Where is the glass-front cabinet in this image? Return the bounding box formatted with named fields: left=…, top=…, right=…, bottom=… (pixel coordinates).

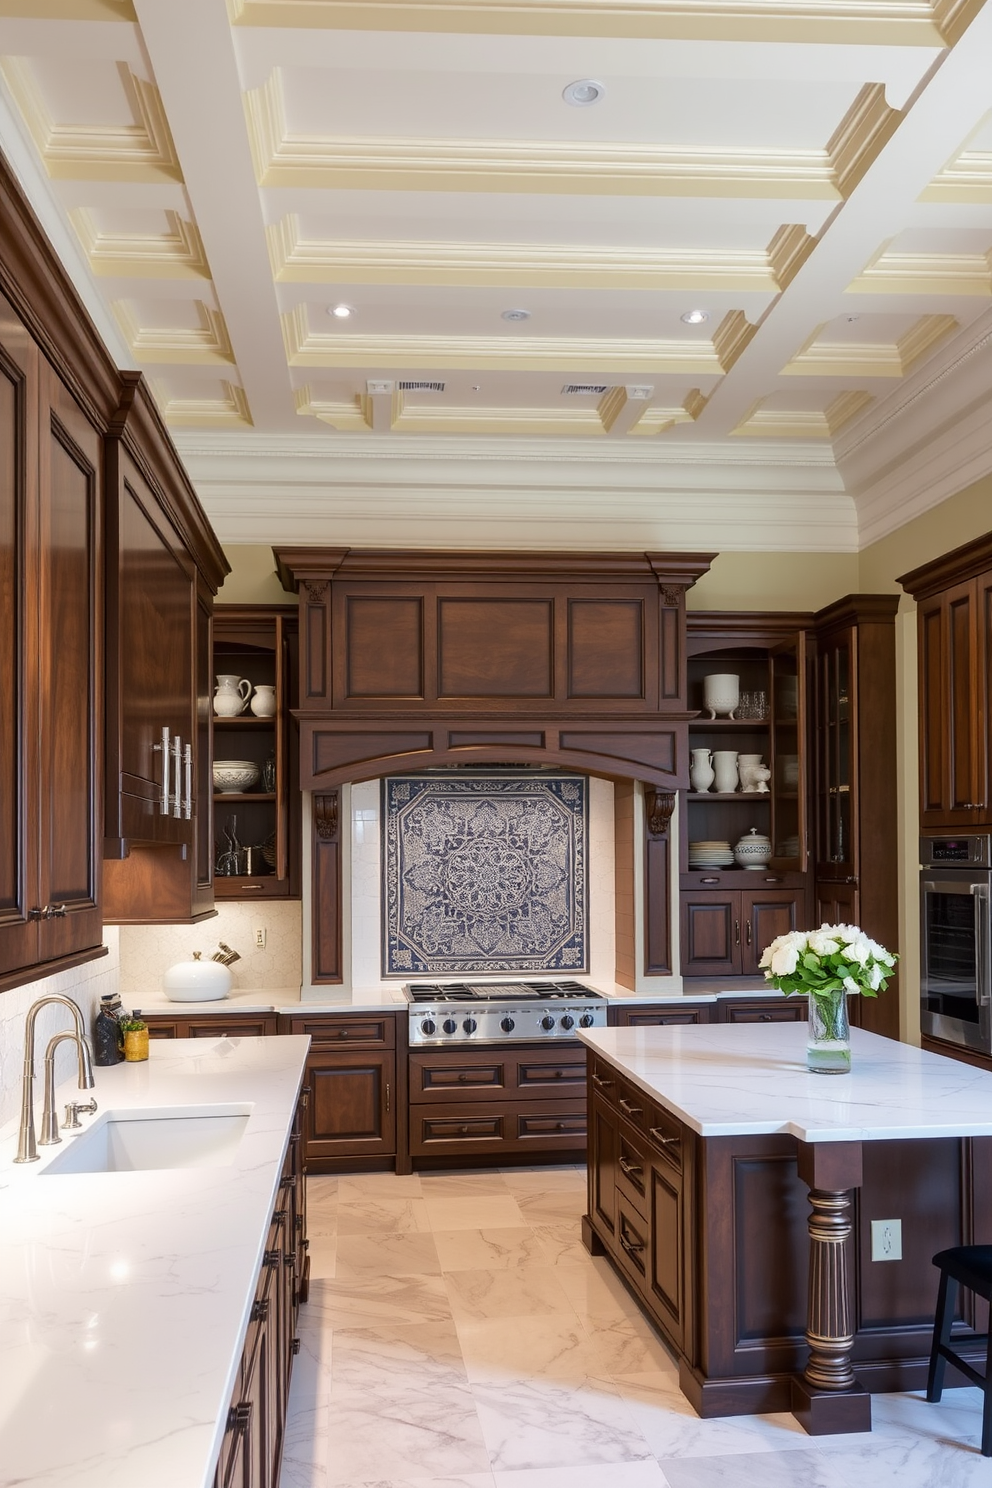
left=813, top=628, right=854, bottom=876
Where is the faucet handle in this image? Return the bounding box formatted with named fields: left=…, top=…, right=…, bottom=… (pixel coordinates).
left=62, top=1098, right=97, bottom=1130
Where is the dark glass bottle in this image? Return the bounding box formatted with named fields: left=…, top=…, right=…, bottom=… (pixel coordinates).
left=93, top=992, right=125, bottom=1065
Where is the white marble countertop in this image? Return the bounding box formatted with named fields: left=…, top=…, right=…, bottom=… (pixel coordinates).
left=578, top=1023, right=992, bottom=1143
left=0, top=1034, right=309, bottom=1488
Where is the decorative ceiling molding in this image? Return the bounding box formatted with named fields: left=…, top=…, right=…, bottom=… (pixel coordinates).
left=228, top=0, right=947, bottom=46
left=784, top=313, right=958, bottom=375
left=0, top=58, right=181, bottom=182
left=266, top=213, right=785, bottom=291
left=70, top=207, right=211, bottom=279
left=282, top=303, right=727, bottom=374
left=712, top=310, right=758, bottom=372
left=246, top=70, right=843, bottom=199
left=923, top=144, right=992, bottom=201
left=0, top=1, right=134, bottom=16
left=849, top=244, right=992, bottom=295
left=113, top=299, right=236, bottom=364
left=154, top=379, right=253, bottom=427
left=826, top=83, right=901, bottom=197
left=732, top=389, right=873, bottom=437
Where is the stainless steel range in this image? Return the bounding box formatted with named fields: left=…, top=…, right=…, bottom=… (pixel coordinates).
left=404, top=980, right=607, bottom=1045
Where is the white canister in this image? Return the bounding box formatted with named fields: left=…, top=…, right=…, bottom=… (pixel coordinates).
left=734, top=828, right=772, bottom=869
left=250, top=684, right=277, bottom=718
left=163, top=952, right=232, bottom=1002
left=214, top=674, right=251, bottom=718
left=703, top=673, right=739, bottom=719
left=689, top=748, right=715, bottom=792
left=712, top=750, right=739, bottom=793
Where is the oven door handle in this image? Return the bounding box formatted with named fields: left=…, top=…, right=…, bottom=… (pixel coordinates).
left=973, top=884, right=990, bottom=1005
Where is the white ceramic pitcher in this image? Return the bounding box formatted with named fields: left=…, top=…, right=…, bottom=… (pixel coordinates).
left=249, top=684, right=277, bottom=718
left=214, top=674, right=251, bottom=717
left=690, top=748, right=715, bottom=792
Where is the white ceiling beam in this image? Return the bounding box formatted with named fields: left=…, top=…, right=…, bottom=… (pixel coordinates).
left=131, top=0, right=297, bottom=428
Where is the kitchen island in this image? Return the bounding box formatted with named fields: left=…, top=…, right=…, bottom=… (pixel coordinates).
left=579, top=1022, right=992, bottom=1436
left=0, top=1034, right=310, bottom=1488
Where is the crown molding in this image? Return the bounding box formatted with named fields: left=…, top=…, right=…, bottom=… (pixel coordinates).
left=733, top=390, right=874, bottom=438
left=922, top=148, right=992, bottom=201
left=246, top=71, right=840, bottom=199
left=849, top=245, right=992, bottom=295
left=784, top=313, right=958, bottom=376
left=71, top=207, right=211, bottom=279
left=267, top=213, right=781, bottom=291
left=153, top=379, right=253, bottom=427
left=282, top=303, right=727, bottom=374
left=113, top=298, right=235, bottom=364
left=229, top=0, right=945, bottom=45
left=1, top=58, right=181, bottom=183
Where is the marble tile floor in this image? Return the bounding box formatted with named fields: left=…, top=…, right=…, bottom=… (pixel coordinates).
left=283, top=1166, right=990, bottom=1488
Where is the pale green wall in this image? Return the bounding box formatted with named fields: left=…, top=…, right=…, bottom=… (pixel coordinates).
left=217, top=545, right=293, bottom=606
left=688, top=552, right=859, bottom=613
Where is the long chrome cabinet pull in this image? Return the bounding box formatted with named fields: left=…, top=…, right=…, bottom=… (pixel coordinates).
left=172, top=734, right=184, bottom=817
left=153, top=726, right=171, bottom=815
left=183, top=742, right=193, bottom=820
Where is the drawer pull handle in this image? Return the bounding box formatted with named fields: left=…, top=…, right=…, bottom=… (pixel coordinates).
left=618, top=1098, right=642, bottom=1116
left=700, top=876, right=720, bottom=884
left=649, top=1127, right=679, bottom=1146
left=554, top=1069, right=563, bottom=1078
left=758, top=1014, right=772, bottom=1021
left=458, top=1072, right=468, bottom=1082
left=591, top=1074, right=614, bottom=1089
left=385, top=1082, right=391, bottom=1113
left=229, top=1401, right=252, bottom=1433
left=251, top=1298, right=269, bottom=1323
left=619, top=1157, right=643, bottom=1179
left=620, top=1234, right=645, bottom=1255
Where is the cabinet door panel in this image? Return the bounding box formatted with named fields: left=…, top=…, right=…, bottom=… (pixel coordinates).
left=589, top=1093, right=619, bottom=1239
left=648, top=1158, right=685, bottom=1350
left=681, top=896, right=739, bottom=976
left=742, top=890, right=803, bottom=975
left=616, top=1006, right=710, bottom=1027
left=307, top=1051, right=396, bottom=1158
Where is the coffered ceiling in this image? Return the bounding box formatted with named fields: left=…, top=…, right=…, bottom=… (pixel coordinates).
left=2, top=0, right=992, bottom=551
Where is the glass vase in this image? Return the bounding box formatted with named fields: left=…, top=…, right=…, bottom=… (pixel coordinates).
left=807, top=991, right=851, bottom=1074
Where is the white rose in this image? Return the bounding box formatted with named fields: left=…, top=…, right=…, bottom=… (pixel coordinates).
left=770, top=942, right=800, bottom=977
left=807, top=930, right=840, bottom=957
left=867, top=963, right=884, bottom=991
left=843, top=975, right=860, bottom=994
left=846, top=938, right=871, bottom=967
left=759, top=930, right=805, bottom=970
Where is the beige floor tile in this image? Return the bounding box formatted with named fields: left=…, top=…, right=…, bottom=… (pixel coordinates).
left=317, top=1273, right=453, bottom=1328
left=336, top=1195, right=433, bottom=1235
left=423, top=1194, right=527, bottom=1232
left=532, top=1222, right=594, bottom=1268
left=335, top=1230, right=443, bottom=1278
left=445, top=1265, right=578, bottom=1323
left=434, top=1227, right=549, bottom=1272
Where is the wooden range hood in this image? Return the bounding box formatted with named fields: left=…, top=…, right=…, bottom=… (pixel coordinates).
left=274, top=547, right=714, bottom=985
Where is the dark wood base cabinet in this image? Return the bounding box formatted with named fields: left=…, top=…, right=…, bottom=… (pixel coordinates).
left=215, top=1092, right=308, bottom=1488
left=585, top=1050, right=992, bottom=1421
left=279, top=1013, right=399, bottom=1173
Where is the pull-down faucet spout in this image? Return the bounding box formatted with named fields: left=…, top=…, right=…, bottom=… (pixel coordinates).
left=15, top=995, right=95, bottom=1163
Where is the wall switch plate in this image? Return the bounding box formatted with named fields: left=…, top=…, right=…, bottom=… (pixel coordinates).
left=871, top=1219, right=902, bottom=1261
left=254, top=927, right=266, bottom=950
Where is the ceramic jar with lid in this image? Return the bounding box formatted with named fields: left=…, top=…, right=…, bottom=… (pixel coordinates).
left=734, top=828, right=772, bottom=869
left=163, top=951, right=232, bottom=1002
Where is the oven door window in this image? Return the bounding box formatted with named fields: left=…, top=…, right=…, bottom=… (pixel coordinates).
left=923, top=886, right=980, bottom=1023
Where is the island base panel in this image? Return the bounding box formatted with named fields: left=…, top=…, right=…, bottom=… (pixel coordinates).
left=791, top=1378, right=872, bottom=1435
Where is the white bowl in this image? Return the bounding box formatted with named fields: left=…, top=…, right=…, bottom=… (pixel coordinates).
left=213, top=759, right=260, bottom=794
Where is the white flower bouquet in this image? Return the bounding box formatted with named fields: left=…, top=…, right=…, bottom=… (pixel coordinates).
left=759, top=924, right=897, bottom=1000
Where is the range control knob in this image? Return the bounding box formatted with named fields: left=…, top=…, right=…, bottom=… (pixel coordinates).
left=421, top=1018, right=437, bottom=1036
left=579, top=1013, right=595, bottom=1028
left=500, top=1016, right=515, bottom=1033
left=541, top=1015, right=556, bottom=1031
left=442, top=1018, right=458, bottom=1035
left=463, top=1017, right=477, bottom=1034
left=560, top=1014, right=575, bottom=1031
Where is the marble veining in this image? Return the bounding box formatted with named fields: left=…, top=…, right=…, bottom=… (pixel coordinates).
left=579, top=1023, right=992, bottom=1141
left=0, top=1035, right=309, bottom=1488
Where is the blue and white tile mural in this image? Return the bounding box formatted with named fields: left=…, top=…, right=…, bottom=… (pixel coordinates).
left=383, top=773, right=588, bottom=975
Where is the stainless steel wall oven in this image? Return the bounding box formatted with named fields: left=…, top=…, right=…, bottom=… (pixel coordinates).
left=920, top=834, right=992, bottom=1054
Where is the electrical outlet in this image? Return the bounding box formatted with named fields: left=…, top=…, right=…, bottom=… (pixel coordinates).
left=870, top=1218, right=902, bottom=1262
left=254, top=927, right=266, bottom=950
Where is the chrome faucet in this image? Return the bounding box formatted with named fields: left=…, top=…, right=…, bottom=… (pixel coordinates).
left=16, top=995, right=95, bottom=1163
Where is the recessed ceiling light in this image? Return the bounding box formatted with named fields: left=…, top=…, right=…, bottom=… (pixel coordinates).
left=329, top=304, right=353, bottom=319
left=680, top=310, right=709, bottom=326
left=563, top=79, right=605, bottom=107
left=501, top=308, right=531, bottom=322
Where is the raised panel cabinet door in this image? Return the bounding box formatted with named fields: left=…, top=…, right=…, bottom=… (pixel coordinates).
left=742, top=889, right=804, bottom=975
left=305, top=1050, right=397, bottom=1158
left=981, top=572, right=992, bottom=824
left=681, top=894, right=740, bottom=976
left=648, top=1157, right=685, bottom=1350
left=918, top=584, right=983, bottom=826
left=589, top=1091, right=620, bottom=1240
left=36, top=365, right=102, bottom=965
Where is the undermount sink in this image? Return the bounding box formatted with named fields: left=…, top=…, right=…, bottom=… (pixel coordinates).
left=40, top=1104, right=253, bottom=1175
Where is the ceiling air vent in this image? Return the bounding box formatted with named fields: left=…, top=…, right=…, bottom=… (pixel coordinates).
left=397, top=381, right=445, bottom=392
left=561, top=384, right=609, bottom=395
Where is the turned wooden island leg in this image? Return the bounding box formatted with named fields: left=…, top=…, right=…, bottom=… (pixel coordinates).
left=792, top=1140, right=872, bottom=1435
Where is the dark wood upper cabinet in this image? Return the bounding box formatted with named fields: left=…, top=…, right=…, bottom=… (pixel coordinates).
left=103, top=376, right=228, bottom=924
left=901, top=537, right=992, bottom=829
left=274, top=548, right=713, bottom=791
left=0, top=157, right=118, bottom=987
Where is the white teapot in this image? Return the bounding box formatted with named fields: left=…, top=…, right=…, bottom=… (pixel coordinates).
left=214, top=674, right=251, bottom=718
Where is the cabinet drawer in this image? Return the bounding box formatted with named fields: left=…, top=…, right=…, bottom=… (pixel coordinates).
left=186, top=1016, right=278, bottom=1039
left=515, top=1051, right=586, bottom=1093
left=410, top=1051, right=509, bottom=1100
left=616, top=1194, right=649, bottom=1283
left=281, top=1014, right=395, bottom=1048
left=616, top=1080, right=650, bottom=1135
left=617, top=1130, right=648, bottom=1214
left=589, top=1056, right=619, bottom=1104
left=413, top=1111, right=506, bottom=1148
left=722, top=999, right=806, bottom=1024
left=645, top=1105, right=683, bottom=1170
left=617, top=1006, right=710, bottom=1027
left=516, top=1109, right=587, bottom=1141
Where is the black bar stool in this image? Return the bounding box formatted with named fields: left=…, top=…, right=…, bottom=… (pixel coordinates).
left=927, top=1245, right=992, bottom=1455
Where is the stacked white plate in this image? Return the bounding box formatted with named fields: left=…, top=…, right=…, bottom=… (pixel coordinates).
left=689, top=839, right=733, bottom=868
